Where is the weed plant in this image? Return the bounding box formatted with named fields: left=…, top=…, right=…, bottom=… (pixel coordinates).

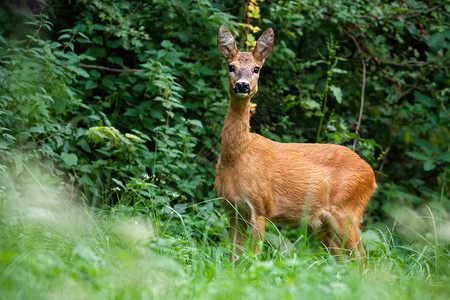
left=1, top=185, right=448, bottom=300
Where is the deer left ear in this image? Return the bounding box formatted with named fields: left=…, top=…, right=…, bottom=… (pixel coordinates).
left=253, top=28, right=274, bottom=61
left=218, top=25, right=239, bottom=60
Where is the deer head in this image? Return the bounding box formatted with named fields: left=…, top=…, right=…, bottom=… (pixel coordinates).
left=218, top=25, right=274, bottom=100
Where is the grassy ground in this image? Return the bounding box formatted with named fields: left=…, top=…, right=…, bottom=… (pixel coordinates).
left=0, top=190, right=448, bottom=300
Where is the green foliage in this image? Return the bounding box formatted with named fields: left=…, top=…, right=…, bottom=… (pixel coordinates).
left=0, top=14, right=82, bottom=191
left=0, top=0, right=235, bottom=205
left=0, top=0, right=449, bottom=285
left=258, top=0, right=449, bottom=222
left=316, top=37, right=340, bottom=143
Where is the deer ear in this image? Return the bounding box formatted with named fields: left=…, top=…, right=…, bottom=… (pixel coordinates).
left=253, top=28, right=274, bottom=61
left=218, top=25, right=239, bottom=60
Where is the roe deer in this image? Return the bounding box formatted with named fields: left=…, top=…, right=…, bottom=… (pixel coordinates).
left=214, top=25, right=377, bottom=261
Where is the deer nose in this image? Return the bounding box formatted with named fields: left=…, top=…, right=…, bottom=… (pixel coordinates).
left=234, top=81, right=251, bottom=94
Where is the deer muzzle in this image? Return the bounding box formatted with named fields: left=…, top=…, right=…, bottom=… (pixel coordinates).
left=234, top=80, right=251, bottom=96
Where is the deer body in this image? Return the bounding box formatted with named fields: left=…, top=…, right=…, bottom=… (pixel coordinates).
left=215, top=25, right=377, bottom=258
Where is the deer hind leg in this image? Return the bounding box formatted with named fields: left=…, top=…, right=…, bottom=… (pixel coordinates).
left=340, top=219, right=366, bottom=261
left=326, top=210, right=367, bottom=265
left=315, top=209, right=365, bottom=259
left=312, top=210, right=344, bottom=256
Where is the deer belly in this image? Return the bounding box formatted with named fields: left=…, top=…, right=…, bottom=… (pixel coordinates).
left=272, top=176, right=333, bottom=224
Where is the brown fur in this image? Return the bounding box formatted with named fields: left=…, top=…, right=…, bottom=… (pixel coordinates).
left=215, top=25, right=377, bottom=260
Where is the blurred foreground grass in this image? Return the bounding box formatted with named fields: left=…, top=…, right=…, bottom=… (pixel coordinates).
left=0, top=188, right=449, bottom=300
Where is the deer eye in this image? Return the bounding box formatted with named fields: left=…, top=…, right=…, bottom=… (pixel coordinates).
left=228, top=65, right=236, bottom=72
left=253, top=67, right=260, bottom=74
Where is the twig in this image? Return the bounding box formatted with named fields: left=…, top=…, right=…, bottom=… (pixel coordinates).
left=35, top=133, right=58, bottom=144
left=382, top=60, right=447, bottom=69
left=398, top=84, right=417, bottom=101
left=27, top=15, right=45, bottom=48
left=376, top=152, right=389, bottom=182
left=404, top=1, right=448, bottom=19
left=344, top=29, right=367, bottom=152
left=341, top=23, right=401, bottom=89
left=315, top=52, right=337, bottom=143
left=77, top=63, right=146, bottom=73
left=353, top=56, right=367, bottom=152
left=245, top=16, right=250, bottom=51
left=354, top=1, right=448, bottom=20
left=71, top=166, right=77, bottom=202
left=346, top=58, right=447, bottom=70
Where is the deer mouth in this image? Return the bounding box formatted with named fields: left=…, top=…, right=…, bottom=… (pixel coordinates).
left=235, top=92, right=250, bottom=97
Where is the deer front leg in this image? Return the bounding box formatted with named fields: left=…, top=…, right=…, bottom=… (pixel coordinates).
left=251, top=216, right=266, bottom=254
left=229, top=216, right=245, bottom=262
left=230, top=215, right=266, bottom=262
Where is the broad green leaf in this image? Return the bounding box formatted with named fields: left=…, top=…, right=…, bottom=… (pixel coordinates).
left=84, top=47, right=107, bottom=58
left=423, top=160, right=436, bottom=171
left=406, top=151, right=428, bottom=161
left=436, top=152, right=450, bottom=163
left=85, top=80, right=97, bottom=90
left=413, top=139, right=439, bottom=156
left=331, top=68, right=347, bottom=74
left=111, top=178, right=125, bottom=189
left=187, top=119, right=203, bottom=128
left=61, top=152, right=78, bottom=167
left=330, top=85, right=342, bottom=103
left=58, top=33, right=71, bottom=41
left=102, top=75, right=117, bottom=90
left=427, top=30, right=450, bottom=52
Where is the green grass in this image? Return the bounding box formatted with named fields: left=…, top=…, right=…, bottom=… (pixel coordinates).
left=0, top=191, right=449, bottom=300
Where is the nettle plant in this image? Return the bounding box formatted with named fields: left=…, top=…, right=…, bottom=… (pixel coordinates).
left=56, top=1, right=239, bottom=206
left=0, top=15, right=82, bottom=192
left=0, top=12, right=203, bottom=208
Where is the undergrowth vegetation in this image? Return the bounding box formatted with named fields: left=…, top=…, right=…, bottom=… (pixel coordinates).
left=1, top=185, right=448, bottom=299
left=0, top=0, right=449, bottom=298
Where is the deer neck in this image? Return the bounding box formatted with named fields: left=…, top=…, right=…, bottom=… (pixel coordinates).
left=220, top=96, right=252, bottom=163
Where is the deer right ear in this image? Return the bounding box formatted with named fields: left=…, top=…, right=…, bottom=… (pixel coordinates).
left=218, top=25, right=239, bottom=60
left=253, top=28, right=274, bottom=61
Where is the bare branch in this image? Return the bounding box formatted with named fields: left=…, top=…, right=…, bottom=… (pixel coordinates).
left=376, top=152, right=389, bottom=182
left=77, top=63, right=146, bottom=73
left=245, top=15, right=250, bottom=52
left=404, top=1, right=448, bottom=19
left=343, top=28, right=367, bottom=152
